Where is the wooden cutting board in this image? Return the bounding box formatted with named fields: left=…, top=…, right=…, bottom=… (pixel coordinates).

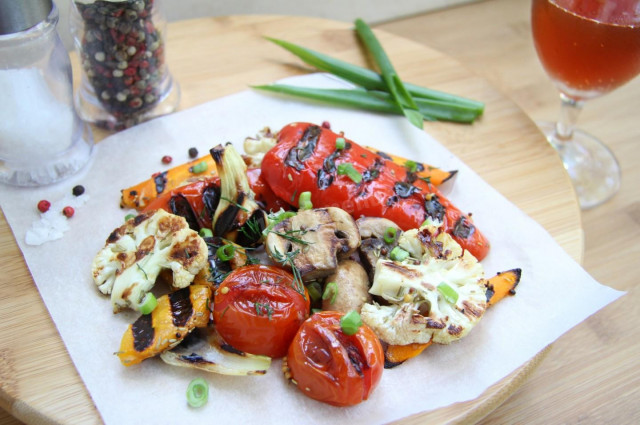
left=0, top=15, right=582, bottom=425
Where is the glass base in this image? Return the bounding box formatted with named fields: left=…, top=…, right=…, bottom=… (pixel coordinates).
left=537, top=121, right=621, bottom=209
left=0, top=122, right=94, bottom=187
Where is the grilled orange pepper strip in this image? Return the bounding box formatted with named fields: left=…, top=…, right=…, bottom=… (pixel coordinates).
left=486, top=268, right=521, bottom=306
left=118, top=285, right=211, bottom=366
left=365, top=146, right=457, bottom=186
left=120, top=155, right=217, bottom=210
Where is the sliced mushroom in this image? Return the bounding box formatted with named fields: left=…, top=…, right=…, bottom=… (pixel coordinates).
left=322, top=260, right=371, bottom=313
left=356, top=217, right=402, bottom=281
left=265, top=207, right=360, bottom=281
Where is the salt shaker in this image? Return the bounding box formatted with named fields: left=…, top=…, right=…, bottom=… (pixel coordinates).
left=0, top=0, right=94, bottom=187
left=69, top=0, right=180, bottom=130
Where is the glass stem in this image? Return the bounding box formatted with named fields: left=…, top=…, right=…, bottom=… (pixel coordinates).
left=554, top=93, right=584, bottom=142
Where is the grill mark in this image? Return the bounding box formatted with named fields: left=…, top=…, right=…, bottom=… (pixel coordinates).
left=381, top=261, right=420, bottom=279
left=461, top=300, right=484, bottom=318
left=154, top=171, right=168, bottom=194
left=170, top=287, right=194, bottom=328
left=132, top=313, right=154, bottom=352
left=285, top=124, right=322, bottom=171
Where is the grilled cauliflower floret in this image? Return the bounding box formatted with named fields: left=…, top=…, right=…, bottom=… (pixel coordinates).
left=92, top=209, right=208, bottom=313
left=242, top=127, right=277, bottom=168
left=361, top=224, right=487, bottom=345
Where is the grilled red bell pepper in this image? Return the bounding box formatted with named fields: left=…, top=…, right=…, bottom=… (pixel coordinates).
left=260, top=122, right=490, bottom=260
left=143, top=169, right=289, bottom=231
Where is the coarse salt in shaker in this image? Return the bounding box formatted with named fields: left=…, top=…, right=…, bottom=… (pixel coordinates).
left=0, top=0, right=94, bottom=187
left=69, top=0, right=180, bottom=130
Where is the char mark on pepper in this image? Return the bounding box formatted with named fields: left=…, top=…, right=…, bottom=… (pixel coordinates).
left=170, top=286, right=194, bottom=328
left=285, top=124, right=322, bottom=171
left=132, top=312, right=154, bottom=352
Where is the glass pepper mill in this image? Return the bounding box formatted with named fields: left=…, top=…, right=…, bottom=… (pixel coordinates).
left=69, top=0, right=180, bottom=130
left=0, top=0, right=94, bottom=186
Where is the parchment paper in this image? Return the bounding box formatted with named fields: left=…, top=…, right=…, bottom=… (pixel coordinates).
left=0, top=73, right=624, bottom=425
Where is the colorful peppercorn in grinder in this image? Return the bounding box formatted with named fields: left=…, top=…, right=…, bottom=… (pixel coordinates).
left=69, top=0, right=180, bottom=130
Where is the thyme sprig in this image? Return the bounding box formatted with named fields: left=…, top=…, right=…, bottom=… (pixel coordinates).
left=271, top=246, right=306, bottom=298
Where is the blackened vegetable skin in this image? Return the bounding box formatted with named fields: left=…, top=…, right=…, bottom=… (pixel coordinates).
left=260, top=122, right=490, bottom=260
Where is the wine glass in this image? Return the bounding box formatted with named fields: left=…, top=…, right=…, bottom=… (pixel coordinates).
left=531, top=0, right=640, bottom=209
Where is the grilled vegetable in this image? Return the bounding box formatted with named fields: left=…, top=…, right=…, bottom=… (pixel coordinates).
left=486, top=268, right=521, bottom=306
left=192, top=237, right=250, bottom=287
left=92, top=209, right=208, bottom=313
left=383, top=341, right=432, bottom=368
left=356, top=216, right=402, bottom=281
left=264, top=207, right=360, bottom=281
left=160, top=326, right=271, bottom=376
left=366, top=146, right=457, bottom=187
left=120, top=129, right=278, bottom=211
left=143, top=177, right=221, bottom=231
left=361, top=224, right=487, bottom=346
left=210, top=143, right=268, bottom=246
left=117, top=285, right=211, bottom=366
left=260, top=122, right=490, bottom=260
left=213, top=265, right=310, bottom=358
left=120, top=155, right=218, bottom=210
left=321, top=260, right=371, bottom=313
left=382, top=268, right=521, bottom=367
left=284, top=311, right=384, bottom=406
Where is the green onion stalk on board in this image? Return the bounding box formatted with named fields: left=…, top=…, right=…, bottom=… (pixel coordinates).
left=254, top=19, right=484, bottom=126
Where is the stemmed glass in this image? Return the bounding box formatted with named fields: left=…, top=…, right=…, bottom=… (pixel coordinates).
left=531, top=0, right=640, bottom=209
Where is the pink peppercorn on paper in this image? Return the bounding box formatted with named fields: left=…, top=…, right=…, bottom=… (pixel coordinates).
left=0, top=74, right=624, bottom=424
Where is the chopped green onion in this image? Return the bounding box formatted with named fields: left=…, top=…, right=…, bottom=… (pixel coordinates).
left=199, top=228, right=213, bottom=238
left=216, top=244, right=235, bottom=261
left=186, top=377, right=209, bottom=408
left=124, top=213, right=136, bottom=222
left=335, top=137, right=346, bottom=150
left=191, top=161, right=208, bottom=174
left=437, top=282, right=459, bottom=304
left=404, top=160, right=418, bottom=173
left=337, top=163, right=362, bottom=183
left=383, top=226, right=397, bottom=244
left=298, top=191, right=313, bottom=210
left=263, top=37, right=484, bottom=112
left=263, top=210, right=297, bottom=236
left=311, top=308, right=323, bottom=314
left=322, top=282, right=338, bottom=304
left=389, top=246, right=409, bottom=262
left=354, top=19, right=422, bottom=129
left=340, top=310, right=362, bottom=335
left=306, top=281, right=323, bottom=302
left=139, top=293, right=157, bottom=315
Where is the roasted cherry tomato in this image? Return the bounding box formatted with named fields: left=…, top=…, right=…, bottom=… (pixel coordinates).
left=213, top=265, right=310, bottom=358
left=285, top=311, right=384, bottom=406
left=261, top=122, right=490, bottom=260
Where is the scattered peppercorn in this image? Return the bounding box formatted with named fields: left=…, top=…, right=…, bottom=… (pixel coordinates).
left=162, top=155, right=172, bottom=164
left=72, top=185, right=85, bottom=196
left=188, top=147, right=198, bottom=158
left=37, top=200, right=51, bottom=213
left=62, top=206, right=75, bottom=218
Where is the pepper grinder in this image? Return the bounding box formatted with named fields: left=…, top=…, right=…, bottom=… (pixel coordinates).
left=69, top=0, right=180, bottom=131
left=0, top=0, right=94, bottom=186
